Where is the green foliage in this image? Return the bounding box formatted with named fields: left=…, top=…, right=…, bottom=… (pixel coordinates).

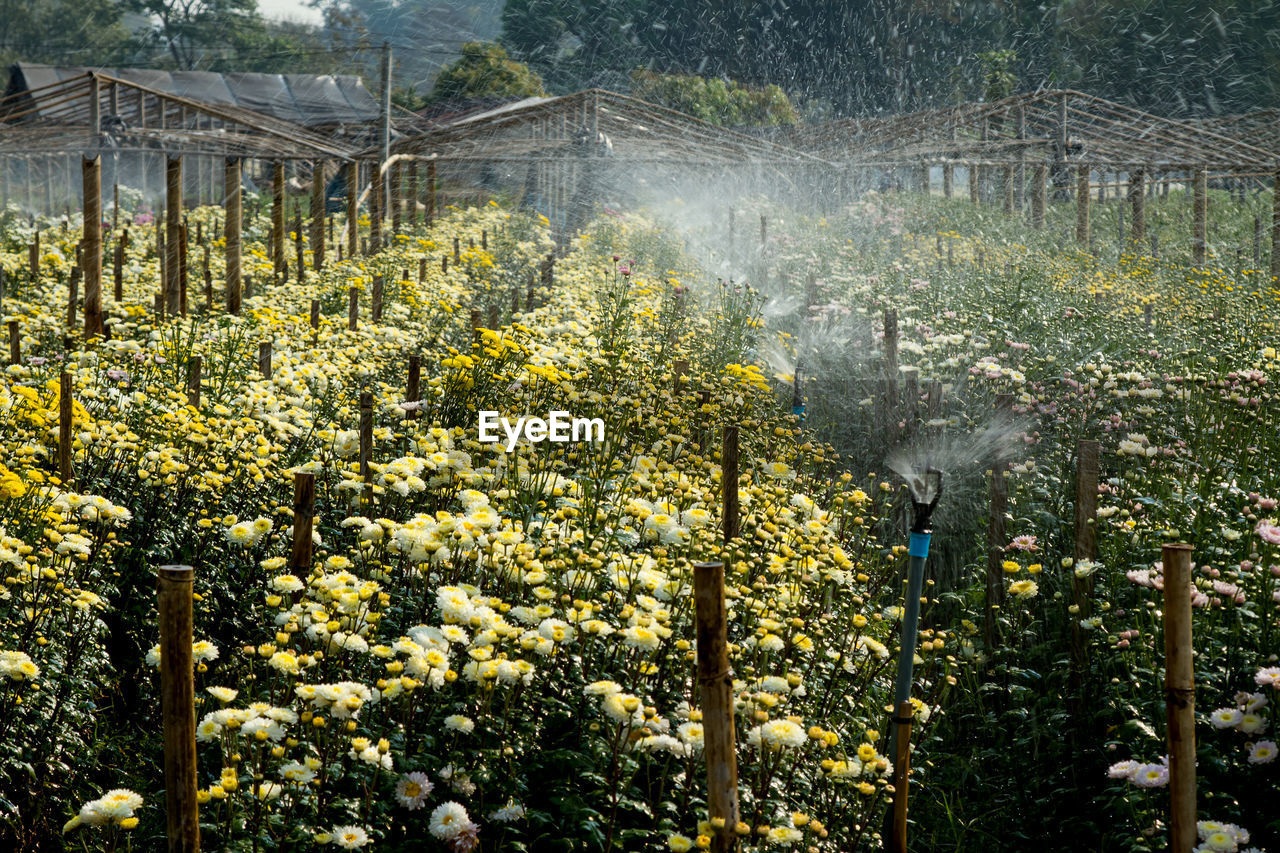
left=978, top=49, right=1017, bottom=102
left=629, top=70, right=798, bottom=127
left=427, top=41, right=547, bottom=105
left=0, top=0, right=133, bottom=67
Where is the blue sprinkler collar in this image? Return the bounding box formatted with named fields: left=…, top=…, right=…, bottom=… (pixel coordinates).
left=908, top=531, right=931, bottom=559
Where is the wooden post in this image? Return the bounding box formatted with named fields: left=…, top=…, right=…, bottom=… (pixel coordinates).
left=7, top=320, right=18, bottom=366
left=29, top=231, right=39, bottom=281
left=426, top=159, right=437, bottom=227
left=407, top=161, right=419, bottom=228
left=225, top=158, right=242, bottom=315
left=310, top=299, right=320, bottom=332
left=469, top=308, right=482, bottom=339
left=347, top=161, right=359, bottom=259
left=406, top=353, right=421, bottom=418
left=1254, top=214, right=1263, bottom=268
left=1069, top=439, right=1100, bottom=683
left=692, top=560, right=740, bottom=853
left=968, top=162, right=979, bottom=204
left=58, top=370, right=74, bottom=484
left=418, top=258, right=427, bottom=282
left=293, top=205, right=305, bottom=283
left=1075, top=165, right=1090, bottom=246
left=178, top=220, right=189, bottom=316
left=1002, top=165, right=1014, bottom=214
left=453, top=236, right=461, bottom=262
left=1161, top=542, right=1196, bottom=853
left=1271, top=171, right=1280, bottom=281
left=722, top=426, right=739, bottom=543
left=371, top=275, right=383, bottom=322
left=82, top=155, right=104, bottom=337
left=673, top=358, right=688, bottom=393
left=1031, top=164, right=1046, bottom=229
left=113, top=228, right=126, bottom=301
left=1193, top=168, right=1208, bottom=267
left=890, top=700, right=914, bottom=853
left=310, top=161, right=326, bottom=270
left=272, top=161, right=285, bottom=276
left=1129, top=169, right=1146, bottom=248
left=481, top=229, right=488, bottom=251
left=289, top=473, right=315, bottom=572
left=202, top=245, right=211, bottom=310
left=984, top=393, right=1014, bottom=650
left=369, top=162, right=382, bottom=252
left=348, top=287, right=359, bottom=331
left=390, top=161, right=402, bottom=235
left=68, top=265, right=80, bottom=329
left=166, top=157, right=182, bottom=315
left=186, top=356, right=201, bottom=407
left=359, top=391, right=373, bottom=484
left=157, top=565, right=200, bottom=853
left=258, top=341, right=272, bottom=378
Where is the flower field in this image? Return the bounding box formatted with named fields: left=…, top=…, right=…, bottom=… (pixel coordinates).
left=0, top=186, right=1277, bottom=852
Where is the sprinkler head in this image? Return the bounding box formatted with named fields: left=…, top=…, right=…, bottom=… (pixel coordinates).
left=910, top=468, right=943, bottom=534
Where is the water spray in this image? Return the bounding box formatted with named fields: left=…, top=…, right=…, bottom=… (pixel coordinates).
left=791, top=360, right=805, bottom=420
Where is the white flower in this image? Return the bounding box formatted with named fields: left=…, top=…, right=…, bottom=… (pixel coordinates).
left=331, top=824, right=370, bottom=849
left=444, top=715, right=475, bottom=734
left=428, top=801, right=474, bottom=840
left=1210, top=708, right=1244, bottom=729
left=1247, top=740, right=1276, bottom=764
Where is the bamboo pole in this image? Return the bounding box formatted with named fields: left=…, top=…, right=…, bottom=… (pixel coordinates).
left=113, top=227, right=126, bottom=302
left=692, top=560, right=740, bottom=853
left=406, top=353, right=421, bottom=419
left=942, top=163, right=953, bottom=199
left=1069, top=440, right=1100, bottom=693
left=407, top=161, right=419, bottom=228
left=1271, top=171, right=1280, bottom=281
left=722, top=426, right=739, bottom=543
left=359, top=391, right=373, bottom=485
left=178, top=220, right=188, bottom=316
left=372, top=275, right=383, bottom=322
left=1031, top=164, right=1046, bottom=229
left=1194, top=168, right=1208, bottom=267
left=82, top=155, right=103, bottom=337
left=1161, top=542, right=1196, bottom=853
left=293, top=205, right=304, bottom=283
left=186, top=356, right=201, bottom=407
left=1002, top=165, right=1014, bottom=214
left=258, top=341, right=272, bottom=379
left=225, top=158, right=242, bottom=315
left=165, top=157, right=182, bottom=315
left=29, top=231, right=39, bottom=281
left=157, top=564, right=200, bottom=853
left=59, top=370, right=74, bottom=484
left=272, top=161, right=285, bottom=276
left=426, top=160, right=437, bottom=227
left=1129, top=169, right=1146, bottom=248
left=202, top=245, right=211, bottom=310
left=390, top=161, right=402, bottom=235
left=310, top=299, right=319, bottom=334
left=968, top=163, right=979, bottom=204
left=673, top=358, right=688, bottom=393
left=7, top=320, right=17, bottom=365
left=369, top=162, right=382, bottom=252
left=890, top=700, right=914, bottom=853
left=346, top=161, right=358, bottom=259
left=68, top=265, right=80, bottom=329
left=311, top=161, right=326, bottom=270
left=1076, top=165, right=1090, bottom=246
left=348, top=287, right=358, bottom=331
left=289, top=473, right=315, bottom=572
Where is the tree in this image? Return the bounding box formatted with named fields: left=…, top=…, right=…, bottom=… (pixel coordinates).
left=0, top=0, right=134, bottom=68
left=126, top=0, right=257, bottom=69
left=427, top=41, right=546, bottom=105
left=629, top=70, right=797, bottom=126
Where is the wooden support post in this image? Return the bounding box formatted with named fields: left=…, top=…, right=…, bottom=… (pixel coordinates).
left=1254, top=214, right=1263, bottom=268
left=1002, top=165, right=1014, bottom=214
left=359, top=391, right=373, bottom=484
left=82, top=155, right=103, bottom=337
left=29, top=232, right=39, bottom=281
left=418, top=258, right=427, bottom=282
left=371, top=275, right=383, bottom=322
left=272, top=161, right=285, bottom=276
left=68, top=265, right=80, bottom=329
left=984, top=393, right=1014, bottom=650
left=186, top=356, right=201, bottom=407
left=1069, top=439, right=1100, bottom=690
left=289, top=473, right=315, bottom=572
left=407, top=161, right=419, bottom=228
left=59, top=370, right=74, bottom=484
left=311, top=161, right=325, bottom=270
left=157, top=565, right=200, bottom=853
left=426, top=160, right=437, bottom=227
left=113, top=228, right=126, bottom=302
left=293, top=206, right=304, bottom=283
left=8, top=320, right=18, bottom=366
left=692, top=560, right=740, bottom=853
left=258, top=341, right=272, bottom=378
left=1129, top=169, right=1146, bottom=248
left=310, top=299, right=320, bottom=332
left=201, top=245, right=211, bottom=310
left=968, top=162, right=979, bottom=204
left=442, top=256, right=449, bottom=275
left=672, top=358, right=688, bottom=394
left=481, top=229, right=488, bottom=251
left=369, top=162, right=382, bottom=252
left=224, top=158, right=242, bottom=315
left=469, top=308, right=482, bottom=339
left=165, top=157, right=182, bottom=315
left=453, top=236, right=461, bottom=262
left=1271, top=171, right=1280, bottom=281
left=178, top=220, right=188, bottom=316
left=942, top=163, right=953, bottom=199
left=406, top=353, right=421, bottom=418
left=1076, top=165, right=1090, bottom=246
left=347, top=161, right=359, bottom=259
left=890, top=700, right=913, bottom=853
left=1031, top=164, right=1046, bottom=229
left=348, top=287, right=358, bottom=331
left=1194, top=168, right=1208, bottom=267
left=722, top=426, right=739, bottom=543
left=390, top=161, right=402, bottom=235
left=1161, top=542, right=1196, bottom=853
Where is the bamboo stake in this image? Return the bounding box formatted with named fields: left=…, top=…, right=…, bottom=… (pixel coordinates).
left=371, top=275, right=383, bottom=322
left=1129, top=169, right=1146, bottom=248
left=289, top=473, right=315, bottom=572
left=1031, top=164, right=1046, bottom=229
left=426, top=160, right=437, bottom=227
left=258, top=341, right=272, bottom=379
left=68, top=265, right=80, bottom=329
left=348, top=287, right=358, bottom=331
left=225, top=158, right=242, bottom=316
left=293, top=205, right=304, bottom=283
left=7, top=320, right=18, bottom=366
left=692, top=560, right=740, bottom=853
left=157, top=565, right=200, bottom=853
left=311, top=160, right=326, bottom=270
left=672, top=358, right=688, bottom=393
left=165, top=157, right=182, bottom=315
left=359, top=391, right=373, bottom=484
left=178, top=220, right=188, bottom=316
left=1193, top=168, right=1208, bottom=267
left=890, top=700, right=914, bottom=853
left=968, top=163, right=979, bottom=204
left=186, top=356, right=201, bottom=407
left=1271, top=171, right=1280, bottom=281
left=1076, top=165, right=1090, bottom=246
left=418, top=258, right=426, bottom=282
left=369, top=162, right=382, bottom=252
left=406, top=353, right=421, bottom=419
left=722, top=426, right=739, bottom=543
left=347, top=161, right=358, bottom=259
left=1161, top=543, right=1196, bottom=853
left=272, top=161, right=285, bottom=276
left=310, top=299, right=320, bottom=332
left=59, top=370, right=74, bottom=484
left=113, top=229, right=125, bottom=301
left=942, top=163, right=953, bottom=199
left=202, top=245, right=211, bottom=311
left=82, top=155, right=103, bottom=337
left=29, top=231, right=39, bottom=281
left=1069, top=439, right=1100, bottom=687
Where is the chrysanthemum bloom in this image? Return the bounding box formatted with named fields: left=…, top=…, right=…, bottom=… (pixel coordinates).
left=667, top=834, right=694, bottom=852
left=207, top=686, right=237, bottom=703
left=1256, top=666, right=1280, bottom=689
left=1210, top=708, right=1244, bottom=729
left=1131, top=763, right=1169, bottom=788
left=331, top=825, right=371, bottom=849
left=444, top=715, right=475, bottom=734
left=1237, top=713, right=1267, bottom=734
left=1008, top=580, right=1038, bottom=599
left=429, top=801, right=474, bottom=840
left=395, top=771, right=433, bottom=809
left=1247, top=740, right=1276, bottom=764
left=758, top=719, right=807, bottom=749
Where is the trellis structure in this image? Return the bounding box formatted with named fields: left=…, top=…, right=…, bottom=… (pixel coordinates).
left=790, top=90, right=1280, bottom=273
left=376, top=88, right=831, bottom=245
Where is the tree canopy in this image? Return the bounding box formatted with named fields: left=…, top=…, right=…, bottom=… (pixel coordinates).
left=427, top=41, right=547, bottom=105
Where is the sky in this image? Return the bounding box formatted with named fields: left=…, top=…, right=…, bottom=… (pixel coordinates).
left=256, top=0, right=324, bottom=27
